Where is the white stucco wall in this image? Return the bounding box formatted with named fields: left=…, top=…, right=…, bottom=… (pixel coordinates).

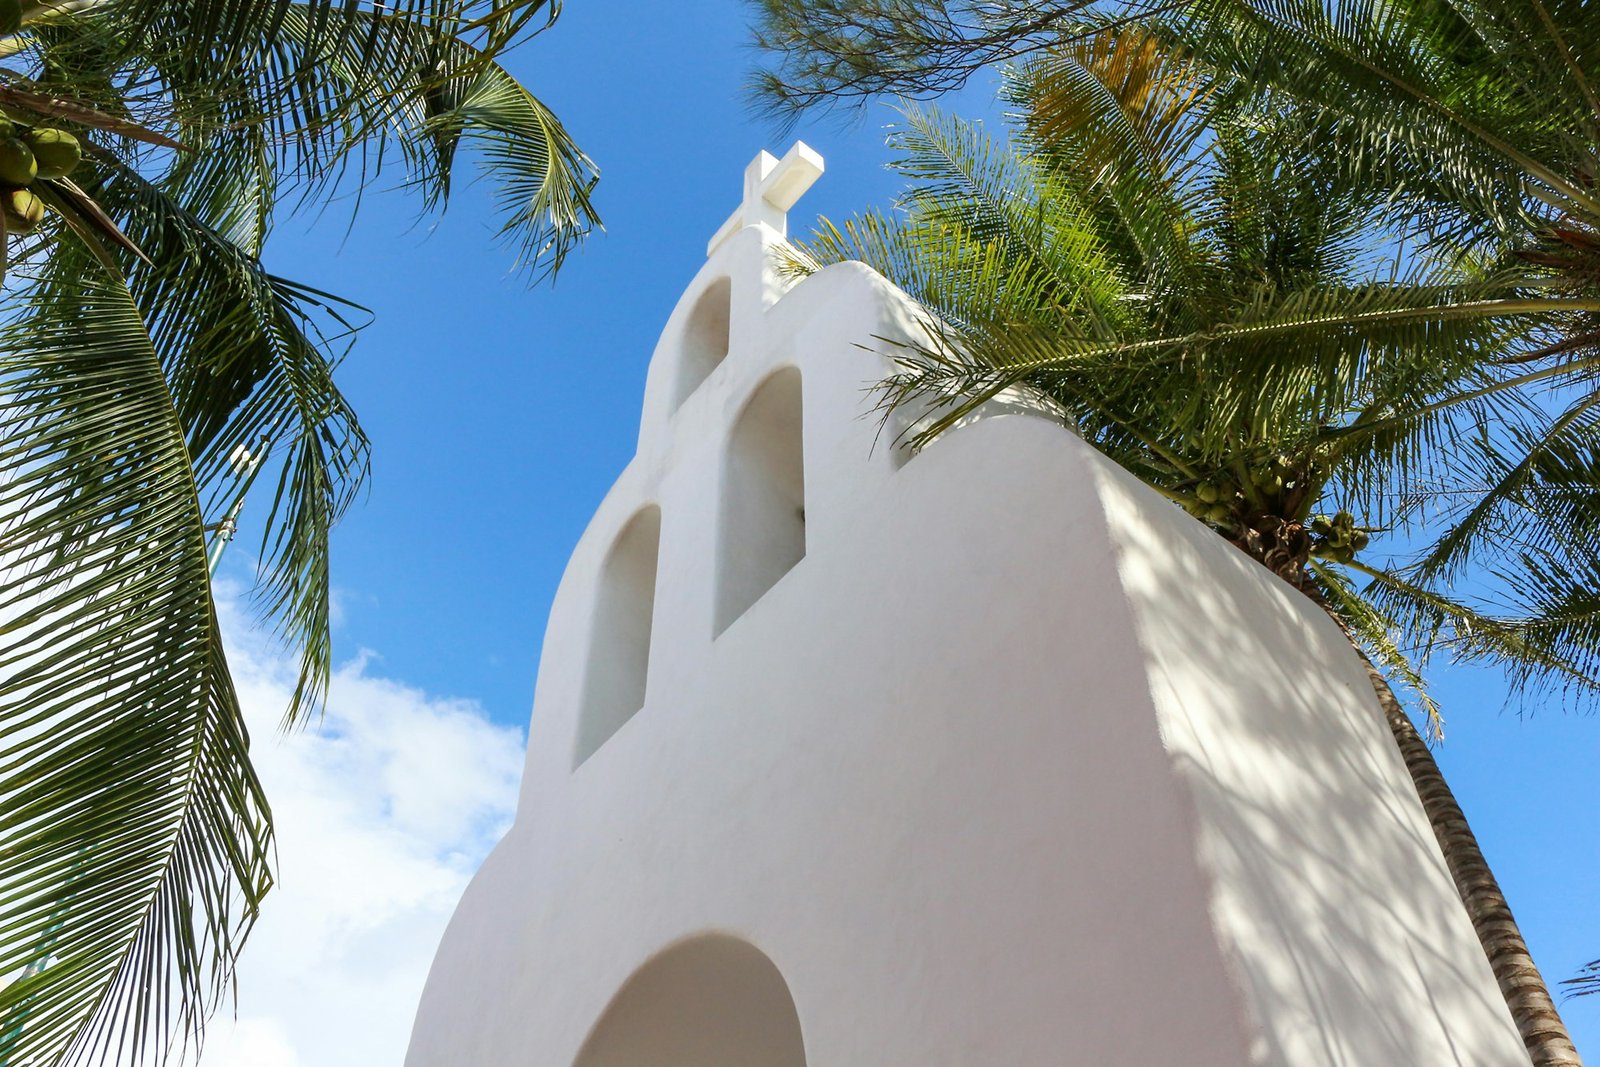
left=404, top=168, right=1528, bottom=1066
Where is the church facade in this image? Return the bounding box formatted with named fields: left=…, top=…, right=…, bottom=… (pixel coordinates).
left=404, top=145, right=1528, bottom=1066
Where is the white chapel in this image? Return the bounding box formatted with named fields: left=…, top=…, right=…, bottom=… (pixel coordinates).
left=403, top=144, right=1529, bottom=1066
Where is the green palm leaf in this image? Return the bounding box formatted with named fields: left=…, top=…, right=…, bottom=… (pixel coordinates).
left=80, top=153, right=370, bottom=726
left=20, top=0, right=601, bottom=280
left=0, top=268, right=271, bottom=1067
left=0, top=1, right=602, bottom=1062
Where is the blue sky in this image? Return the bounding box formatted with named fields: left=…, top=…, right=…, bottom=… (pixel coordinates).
left=212, top=0, right=1600, bottom=1058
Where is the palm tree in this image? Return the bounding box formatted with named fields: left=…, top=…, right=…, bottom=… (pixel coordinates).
left=0, top=2, right=599, bottom=1064
left=751, top=0, right=1600, bottom=699
left=1164, top=0, right=1600, bottom=1026
left=1173, top=0, right=1598, bottom=343
left=1163, top=0, right=1600, bottom=703
left=783, top=30, right=1596, bottom=1065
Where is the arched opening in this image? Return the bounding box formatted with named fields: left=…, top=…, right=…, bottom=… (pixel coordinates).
left=672, top=277, right=731, bottom=411
left=572, top=935, right=807, bottom=1067
left=715, top=367, right=804, bottom=636
left=574, top=505, right=661, bottom=767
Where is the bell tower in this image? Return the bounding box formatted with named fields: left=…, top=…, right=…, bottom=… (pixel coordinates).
left=405, top=145, right=1529, bottom=1067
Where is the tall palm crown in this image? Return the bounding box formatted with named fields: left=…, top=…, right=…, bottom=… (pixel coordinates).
left=1184, top=0, right=1598, bottom=331
left=0, top=2, right=598, bottom=1064
left=1173, top=0, right=1600, bottom=709
left=799, top=32, right=1592, bottom=722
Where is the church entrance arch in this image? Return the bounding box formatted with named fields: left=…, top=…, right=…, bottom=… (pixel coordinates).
left=571, top=934, right=806, bottom=1067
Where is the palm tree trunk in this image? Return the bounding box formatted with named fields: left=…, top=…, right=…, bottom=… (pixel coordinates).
left=1357, top=657, right=1582, bottom=1067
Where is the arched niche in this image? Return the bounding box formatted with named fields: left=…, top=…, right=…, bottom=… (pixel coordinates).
left=574, top=505, right=662, bottom=767
left=572, top=935, right=807, bottom=1067
left=671, top=277, right=732, bottom=411
left=715, top=367, right=805, bottom=636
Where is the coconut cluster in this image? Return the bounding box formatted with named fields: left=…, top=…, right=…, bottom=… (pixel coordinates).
left=1180, top=454, right=1301, bottom=527
left=1183, top=479, right=1239, bottom=525
left=1308, top=511, right=1370, bottom=563
left=0, top=116, right=82, bottom=235
left=1177, top=460, right=1371, bottom=565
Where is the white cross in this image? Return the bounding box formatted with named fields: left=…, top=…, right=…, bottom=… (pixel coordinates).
left=707, top=141, right=825, bottom=257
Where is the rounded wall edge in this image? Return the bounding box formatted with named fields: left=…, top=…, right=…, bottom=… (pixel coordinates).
left=400, top=823, right=530, bottom=1067
left=1082, top=446, right=1529, bottom=1066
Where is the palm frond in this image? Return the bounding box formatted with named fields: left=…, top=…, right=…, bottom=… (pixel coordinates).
left=795, top=211, right=1093, bottom=332
left=19, top=0, right=601, bottom=281
left=1005, top=27, right=1213, bottom=306
left=0, top=268, right=272, bottom=1067
left=876, top=281, right=1566, bottom=458
left=1414, top=385, right=1600, bottom=581
left=1347, top=557, right=1600, bottom=706
left=1175, top=0, right=1600, bottom=240
left=795, top=104, right=1131, bottom=334
left=78, top=152, right=371, bottom=726
left=1565, top=958, right=1600, bottom=998
left=430, top=51, right=601, bottom=278
left=1312, top=558, right=1445, bottom=739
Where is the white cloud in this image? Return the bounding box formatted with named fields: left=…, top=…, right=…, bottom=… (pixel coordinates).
left=195, top=594, right=525, bottom=1067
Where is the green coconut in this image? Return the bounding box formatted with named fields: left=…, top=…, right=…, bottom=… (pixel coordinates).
left=1205, top=503, right=1232, bottom=524
left=0, top=0, right=21, bottom=36
left=26, top=128, right=79, bottom=180
left=5, top=187, right=44, bottom=233
left=0, top=137, right=35, bottom=186
left=1196, top=482, right=1221, bottom=504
